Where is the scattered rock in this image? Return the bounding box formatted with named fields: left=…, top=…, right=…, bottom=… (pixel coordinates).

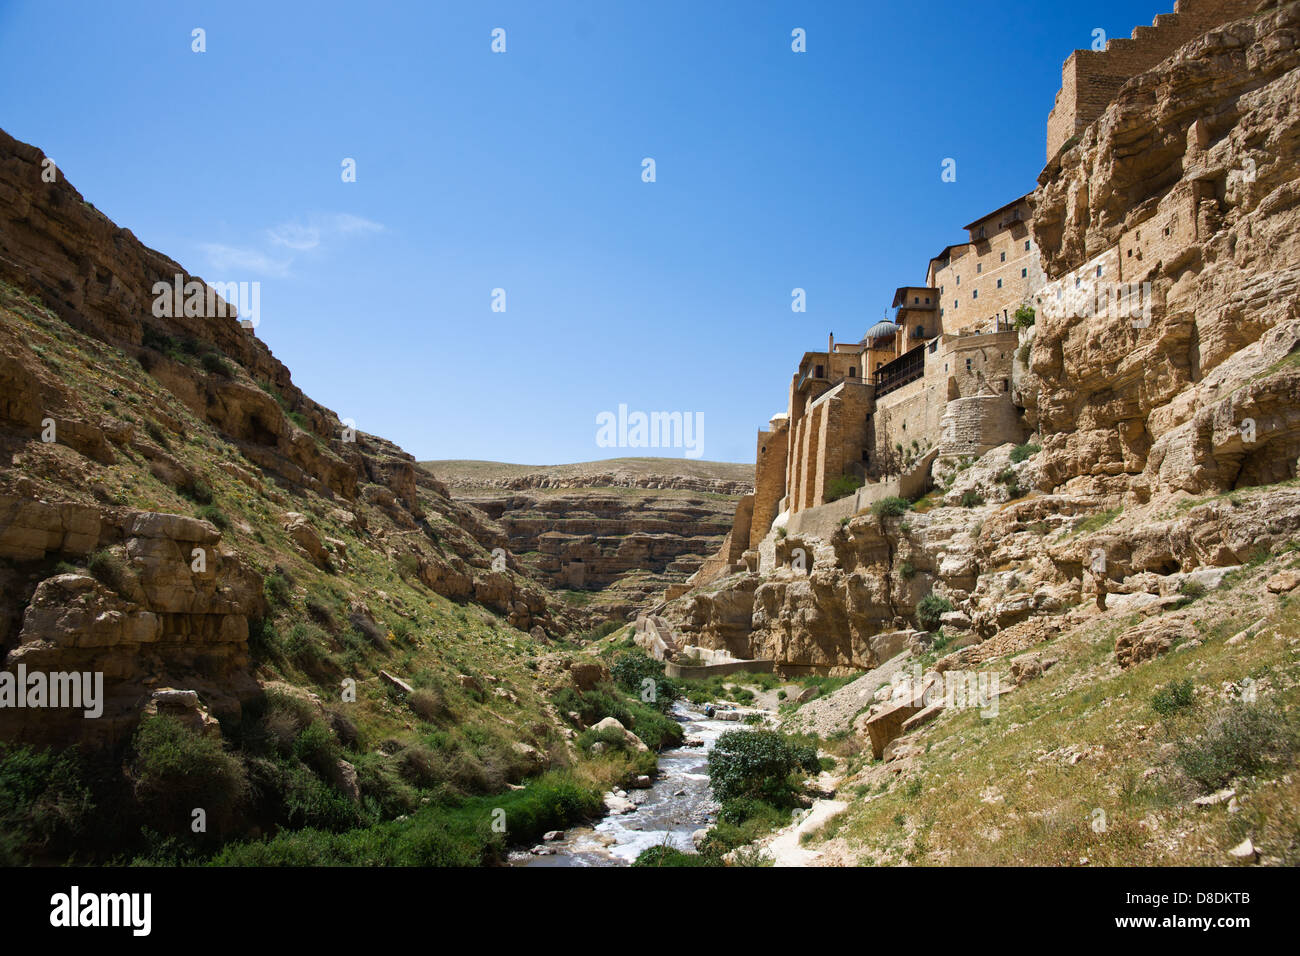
left=1266, top=570, right=1300, bottom=593
left=379, top=670, right=414, bottom=695
left=1228, top=838, right=1258, bottom=862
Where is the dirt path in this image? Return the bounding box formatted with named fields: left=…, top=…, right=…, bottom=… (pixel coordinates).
left=762, top=796, right=847, bottom=866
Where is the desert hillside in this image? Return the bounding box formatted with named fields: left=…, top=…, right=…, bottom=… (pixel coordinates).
left=424, top=458, right=752, bottom=622
left=1, top=0, right=1297, bottom=888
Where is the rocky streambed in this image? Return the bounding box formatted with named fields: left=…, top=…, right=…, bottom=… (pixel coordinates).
left=512, top=701, right=763, bottom=867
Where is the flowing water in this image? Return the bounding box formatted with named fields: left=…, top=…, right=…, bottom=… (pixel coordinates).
left=512, top=701, right=752, bottom=867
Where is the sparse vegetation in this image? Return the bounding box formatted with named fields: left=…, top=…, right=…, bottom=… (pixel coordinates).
left=916, top=594, right=954, bottom=631
left=1009, top=443, right=1041, bottom=464
left=707, top=730, right=819, bottom=806
left=826, top=473, right=864, bottom=502
left=872, top=496, right=912, bottom=518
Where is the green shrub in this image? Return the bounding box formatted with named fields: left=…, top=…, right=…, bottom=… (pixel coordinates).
left=553, top=683, right=630, bottom=729
left=87, top=548, right=131, bottom=594
left=1151, top=678, right=1195, bottom=717
left=130, top=716, right=249, bottom=833
left=1009, top=443, right=1041, bottom=464
left=409, top=688, right=447, bottom=722
left=294, top=722, right=342, bottom=778
left=1177, top=579, right=1206, bottom=600
left=872, top=496, right=912, bottom=518
left=180, top=475, right=214, bottom=504
left=633, top=845, right=719, bottom=867
left=1013, top=304, right=1035, bottom=329
left=264, top=572, right=292, bottom=607
left=707, top=729, right=818, bottom=805
left=899, top=560, right=916, bottom=579
left=826, top=473, right=864, bottom=502
left=1175, top=702, right=1294, bottom=790
left=200, top=352, right=233, bottom=378
left=283, top=622, right=328, bottom=668
left=196, top=503, right=229, bottom=529
left=916, top=594, right=954, bottom=631
left=0, top=744, right=93, bottom=865
left=610, top=650, right=677, bottom=712
left=959, top=491, right=984, bottom=508
left=281, top=763, right=360, bottom=831
left=1174, top=703, right=1296, bottom=792
left=247, top=618, right=280, bottom=658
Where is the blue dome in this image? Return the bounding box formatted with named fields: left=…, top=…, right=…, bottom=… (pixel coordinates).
left=865, top=320, right=898, bottom=342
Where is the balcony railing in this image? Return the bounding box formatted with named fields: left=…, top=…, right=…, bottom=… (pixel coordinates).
left=872, top=345, right=925, bottom=397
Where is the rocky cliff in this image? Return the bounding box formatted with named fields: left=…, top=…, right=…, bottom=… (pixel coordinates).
left=656, top=1, right=1300, bottom=678
left=424, top=459, right=751, bottom=621
left=0, top=126, right=571, bottom=751
left=1029, top=1, right=1300, bottom=498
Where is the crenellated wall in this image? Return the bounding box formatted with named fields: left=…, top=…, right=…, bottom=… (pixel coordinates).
left=1045, top=0, right=1258, bottom=159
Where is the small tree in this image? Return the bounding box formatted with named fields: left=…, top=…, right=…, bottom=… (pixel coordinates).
left=917, top=594, right=954, bottom=631
left=1013, top=304, right=1035, bottom=329
left=611, top=650, right=677, bottom=712
left=708, top=730, right=819, bottom=806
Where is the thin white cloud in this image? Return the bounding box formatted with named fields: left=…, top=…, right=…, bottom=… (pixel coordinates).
left=200, top=242, right=293, bottom=278
left=330, top=213, right=384, bottom=236
left=267, top=223, right=321, bottom=250
left=267, top=214, right=383, bottom=249
left=202, top=214, right=383, bottom=280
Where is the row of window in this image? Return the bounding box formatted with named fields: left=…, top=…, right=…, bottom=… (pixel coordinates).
left=941, top=241, right=1034, bottom=291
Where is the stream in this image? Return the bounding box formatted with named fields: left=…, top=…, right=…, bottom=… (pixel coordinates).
left=511, top=700, right=755, bottom=867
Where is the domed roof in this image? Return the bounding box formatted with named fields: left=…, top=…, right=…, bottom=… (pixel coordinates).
left=865, top=319, right=898, bottom=342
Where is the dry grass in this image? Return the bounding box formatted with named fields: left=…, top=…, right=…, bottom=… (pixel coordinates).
left=809, top=559, right=1300, bottom=866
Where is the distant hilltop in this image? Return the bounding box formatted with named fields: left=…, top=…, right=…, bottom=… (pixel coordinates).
left=422, top=457, right=754, bottom=495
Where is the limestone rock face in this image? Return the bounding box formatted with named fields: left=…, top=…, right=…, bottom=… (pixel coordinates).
left=1029, top=4, right=1300, bottom=496
left=1, top=505, right=264, bottom=749
left=0, top=123, right=567, bottom=633
left=457, top=486, right=742, bottom=620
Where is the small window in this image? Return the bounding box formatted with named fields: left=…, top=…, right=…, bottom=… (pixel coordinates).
left=1127, top=248, right=1132, bottom=257
left=996, top=279, right=1002, bottom=289
left=913, top=297, right=919, bottom=305
left=1002, top=379, right=1009, bottom=392
left=924, top=297, right=930, bottom=304
left=973, top=290, right=978, bottom=299
left=1075, top=277, right=1081, bottom=287
left=1000, top=251, right=1006, bottom=262
left=977, top=263, right=983, bottom=274
left=965, top=358, right=972, bottom=371
left=1096, top=265, right=1103, bottom=277
left=849, top=367, right=856, bottom=378
left=1021, top=268, right=1027, bottom=277
left=1024, top=240, right=1031, bottom=251
left=954, top=300, right=958, bottom=310
left=956, top=275, right=961, bottom=285
left=914, top=325, right=924, bottom=338
left=815, top=364, right=824, bottom=377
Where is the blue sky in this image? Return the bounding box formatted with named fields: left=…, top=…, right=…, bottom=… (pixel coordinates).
left=0, top=0, right=1167, bottom=465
